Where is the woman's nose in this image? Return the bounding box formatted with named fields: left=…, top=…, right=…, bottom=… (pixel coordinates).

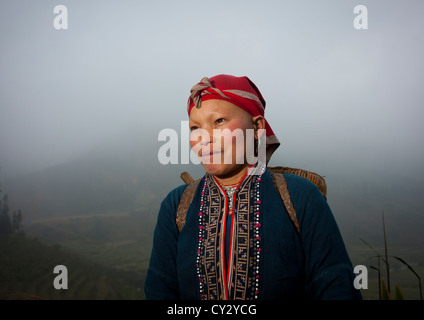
left=199, top=128, right=215, bottom=146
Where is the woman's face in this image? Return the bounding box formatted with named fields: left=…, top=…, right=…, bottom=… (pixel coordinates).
left=189, top=99, right=263, bottom=179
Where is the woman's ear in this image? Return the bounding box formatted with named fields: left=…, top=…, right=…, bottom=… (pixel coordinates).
left=252, top=115, right=265, bottom=139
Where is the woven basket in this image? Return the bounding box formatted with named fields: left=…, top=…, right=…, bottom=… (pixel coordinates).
left=180, top=166, right=327, bottom=199
left=268, top=166, right=327, bottom=199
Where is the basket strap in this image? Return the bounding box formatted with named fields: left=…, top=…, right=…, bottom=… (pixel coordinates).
left=176, top=172, right=300, bottom=234
left=270, top=172, right=300, bottom=233
left=176, top=179, right=201, bottom=232
left=181, top=171, right=195, bottom=184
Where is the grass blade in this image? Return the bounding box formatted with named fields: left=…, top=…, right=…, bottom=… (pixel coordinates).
left=392, top=256, right=422, bottom=300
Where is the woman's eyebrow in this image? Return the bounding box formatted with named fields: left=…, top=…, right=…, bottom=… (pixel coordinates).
left=189, top=118, right=200, bottom=126
left=190, top=110, right=224, bottom=123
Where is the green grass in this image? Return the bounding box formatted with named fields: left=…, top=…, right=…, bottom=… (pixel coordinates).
left=348, top=243, right=424, bottom=300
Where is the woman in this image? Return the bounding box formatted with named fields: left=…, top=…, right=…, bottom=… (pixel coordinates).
left=144, top=74, right=362, bottom=300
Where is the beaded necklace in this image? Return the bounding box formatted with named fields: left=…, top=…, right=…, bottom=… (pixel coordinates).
left=222, top=184, right=238, bottom=212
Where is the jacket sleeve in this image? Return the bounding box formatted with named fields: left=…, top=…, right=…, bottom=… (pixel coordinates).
left=289, top=176, right=362, bottom=300
left=144, top=185, right=186, bottom=300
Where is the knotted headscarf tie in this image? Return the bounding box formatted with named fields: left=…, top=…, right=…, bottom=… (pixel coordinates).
left=189, top=77, right=231, bottom=109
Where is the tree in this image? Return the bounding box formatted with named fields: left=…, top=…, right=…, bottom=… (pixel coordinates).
left=16, top=209, right=23, bottom=232
left=0, top=194, right=12, bottom=234
left=12, top=209, right=23, bottom=232
left=0, top=169, right=23, bottom=235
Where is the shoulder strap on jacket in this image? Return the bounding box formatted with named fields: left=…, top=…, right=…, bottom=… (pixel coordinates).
left=176, top=178, right=201, bottom=232
left=270, top=171, right=300, bottom=233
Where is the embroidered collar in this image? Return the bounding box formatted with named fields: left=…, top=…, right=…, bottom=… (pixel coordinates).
left=196, top=162, right=266, bottom=300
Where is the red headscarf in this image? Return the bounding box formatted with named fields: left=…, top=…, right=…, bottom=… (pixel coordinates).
left=187, top=74, right=280, bottom=164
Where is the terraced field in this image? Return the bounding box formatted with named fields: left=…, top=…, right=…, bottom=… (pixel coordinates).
left=0, top=208, right=156, bottom=300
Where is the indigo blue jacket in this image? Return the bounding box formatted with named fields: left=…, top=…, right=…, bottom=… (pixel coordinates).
left=145, top=169, right=362, bottom=300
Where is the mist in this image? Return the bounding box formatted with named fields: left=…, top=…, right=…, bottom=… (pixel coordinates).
left=0, top=0, right=423, bottom=300
left=0, top=0, right=423, bottom=176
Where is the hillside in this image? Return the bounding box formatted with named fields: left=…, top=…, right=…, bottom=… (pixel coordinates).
left=1, top=143, right=423, bottom=300
left=5, top=146, right=424, bottom=249
left=0, top=233, right=145, bottom=300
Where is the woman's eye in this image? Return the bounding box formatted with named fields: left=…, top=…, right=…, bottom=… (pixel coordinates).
left=190, top=126, right=199, bottom=131
left=215, top=118, right=225, bottom=125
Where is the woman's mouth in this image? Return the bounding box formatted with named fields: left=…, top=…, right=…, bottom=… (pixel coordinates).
left=200, top=151, right=222, bottom=162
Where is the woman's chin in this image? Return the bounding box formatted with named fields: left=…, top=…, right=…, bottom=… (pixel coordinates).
left=202, top=163, right=226, bottom=176
left=202, top=163, right=246, bottom=179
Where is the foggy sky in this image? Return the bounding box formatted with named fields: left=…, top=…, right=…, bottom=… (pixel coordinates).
left=1, top=0, right=423, bottom=181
